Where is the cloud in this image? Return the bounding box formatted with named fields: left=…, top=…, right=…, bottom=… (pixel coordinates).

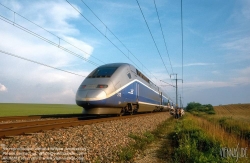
left=230, top=0, right=250, bottom=22
left=241, top=0, right=250, bottom=20
left=184, top=62, right=215, bottom=67
left=231, top=66, right=250, bottom=85
left=221, top=37, right=250, bottom=52
left=211, top=71, right=220, bottom=74
left=172, top=62, right=215, bottom=68
left=218, top=36, right=250, bottom=63
left=217, top=0, right=250, bottom=63
left=0, top=0, right=94, bottom=104
left=184, top=81, right=236, bottom=90
left=62, top=36, right=94, bottom=59
left=184, top=66, right=250, bottom=92
left=26, top=0, right=81, bottom=36
left=0, top=83, right=7, bottom=92
left=238, top=66, right=250, bottom=75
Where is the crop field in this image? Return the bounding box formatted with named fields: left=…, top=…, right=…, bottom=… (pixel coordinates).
left=165, top=103, right=250, bottom=162
left=214, top=104, right=250, bottom=121
left=194, top=104, right=250, bottom=140
left=0, top=103, right=82, bottom=117
left=212, top=104, right=250, bottom=142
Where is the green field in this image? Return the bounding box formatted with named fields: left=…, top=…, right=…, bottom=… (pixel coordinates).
left=0, top=103, right=82, bottom=117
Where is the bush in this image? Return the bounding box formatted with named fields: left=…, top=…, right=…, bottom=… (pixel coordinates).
left=186, top=102, right=202, bottom=112
left=168, top=119, right=224, bottom=163
left=128, top=132, right=155, bottom=150
left=186, top=102, right=215, bottom=114
left=118, top=146, right=135, bottom=161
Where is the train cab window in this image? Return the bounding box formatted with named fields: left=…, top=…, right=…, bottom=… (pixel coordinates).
left=136, top=69, right=149, bottom=83
left=127, top=73, right=131, bottom=79
left=88, top=67, right=118, bottom=78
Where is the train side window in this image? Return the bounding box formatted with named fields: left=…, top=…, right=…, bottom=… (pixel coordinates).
left=127, top=73, right=131, bottom=79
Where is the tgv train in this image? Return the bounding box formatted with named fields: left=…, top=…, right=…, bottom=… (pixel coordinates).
left=76, top=63, right=173, bottom=115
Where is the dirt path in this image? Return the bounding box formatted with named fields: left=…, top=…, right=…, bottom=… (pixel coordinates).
left=134, top=139, right=167, bottom=163
left=134, top=121, right=175, bottom=163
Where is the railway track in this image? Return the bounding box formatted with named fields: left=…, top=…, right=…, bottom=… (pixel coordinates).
left=0, top=112, right=161, bottom=138
left=0, top=114, right=85, bottom=122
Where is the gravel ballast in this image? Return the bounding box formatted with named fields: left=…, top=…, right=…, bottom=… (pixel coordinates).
left=0, top=112, right=171, bottom=162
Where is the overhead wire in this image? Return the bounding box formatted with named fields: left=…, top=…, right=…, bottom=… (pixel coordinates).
left=0, top=49, right=85, bottom=77
left=0, top=1, right=159, bottom=85
left=81, top=0, right=141, bottom=66
left=153, top=0, right=174, bottom=74
left=0, top=2, right=100, bottom=67
left=67, top=0, right=159, bottom=82
left=1, top=1, right=176, bottom=97
left=181, top=0, right=184, bottom=107
left=136, top=0, right=171, bottom=78
left=0, top=20, right=99, bottom=67
left=65, top=1, right=140, bottom=70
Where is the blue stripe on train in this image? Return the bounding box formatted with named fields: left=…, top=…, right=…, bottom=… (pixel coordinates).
left=84, top=81, right=162, bottom=107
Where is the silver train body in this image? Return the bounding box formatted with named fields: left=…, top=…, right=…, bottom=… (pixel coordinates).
left=76, top=63, right=173, bottom=114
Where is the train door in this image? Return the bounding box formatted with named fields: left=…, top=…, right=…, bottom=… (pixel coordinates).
left=121, top=71, right=136, bottom=102
left=136, top=83, right=139, bottom=102
left=160, top=92, right=162, bottom=105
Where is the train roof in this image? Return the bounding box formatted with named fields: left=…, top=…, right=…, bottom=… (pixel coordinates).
left=98, top=63, right=131, bottom=68
left=93, top=63, right=174, bottom=103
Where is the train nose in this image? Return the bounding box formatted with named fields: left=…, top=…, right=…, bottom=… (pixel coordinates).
left=86, top=90, right=106, bottom=99
left=76, top=90, right=107, bottom=101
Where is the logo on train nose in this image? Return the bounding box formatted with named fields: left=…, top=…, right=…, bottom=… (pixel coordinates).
left=128, top=89, right=134, bottom=94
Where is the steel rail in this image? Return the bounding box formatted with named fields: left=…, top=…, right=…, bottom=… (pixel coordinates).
left=0, top=116, right=42, bottom=121
left=0, top=118, right=79, bottom=129
left=0, top=114, right=85, bottom=122
left=0, top=112, right=162, bottom=138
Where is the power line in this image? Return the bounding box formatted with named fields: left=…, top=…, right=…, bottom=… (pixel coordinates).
left=0, top=49, right=85, bottom=77
left=153, top=0, right=174, bottom=74
left=65, top=0, right=141, bottom=68
left=0, top=2, right=103, bottom=66
left=80, top=0, right=142, bottom=65
left=136, top=0, right=170, bottom=77
left=181, top=0, right=184, bottom=81
left=181, top=0, right=184, bottom=105
left=70, top=0, right=175, bottom=99
left=160, top=80, right=175, bottom=87
left=0, top=1, right=159, bottom=85
left=80, top=0, right=142, bottom=69
left=0, top=6, right=103, bottom=68
left=0, top=14, right=99, bottom=67
left=67, top=0, right=159, bottom=82
left=0, top=1, right=175, bottom=96
left=0, top=3, right=104, bottom=63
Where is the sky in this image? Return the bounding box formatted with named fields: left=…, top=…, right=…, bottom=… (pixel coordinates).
left=0, top=0, right=249, bottom=107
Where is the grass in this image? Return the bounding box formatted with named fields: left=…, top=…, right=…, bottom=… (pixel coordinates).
left=118, top=131, right=157, bottom=161
left=118, top=117, right=174, bottom=161
left=182, top=103, right=250, bottom=162
left=0, top=103, right=82, bottom=116
left=167, top=118, right=222, bottom=162
left=119, top=103, right=250, bottom=162
left=160, top=113, right=249, bottom=163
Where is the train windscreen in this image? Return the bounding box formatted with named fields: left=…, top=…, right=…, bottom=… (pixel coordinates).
left=87, top=67, right=118, bottom=78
